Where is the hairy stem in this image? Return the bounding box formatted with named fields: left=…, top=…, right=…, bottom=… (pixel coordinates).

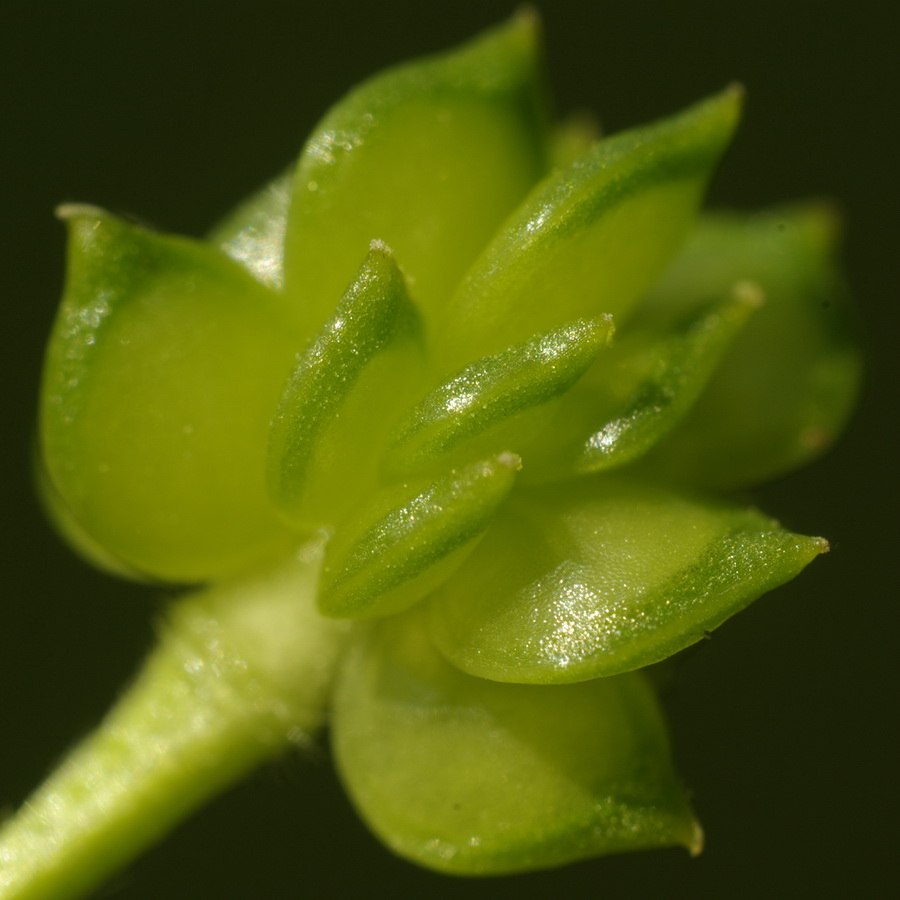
left=0, top=548, right=349, bottom=900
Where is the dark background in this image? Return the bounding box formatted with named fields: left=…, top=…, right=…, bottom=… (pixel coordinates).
left=1, top=1, right=896, bottom=897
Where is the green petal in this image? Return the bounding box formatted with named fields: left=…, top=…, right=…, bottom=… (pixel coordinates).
left=267, top=242, right=424, bottom=529
left=319, top=454, right=520, bottom=619
left=428, top=477, right=827, bottom=684
left=386, top=315, right=613, bottom=476
left=283, top=12, right=548, bottom=339
left=637, top=205, right=863, bottom=487
left=40, top=207, right=300, bottom=583
left=333, top=609, right=699, bottom=875
left=525, top=284, right=759, bottom=479
left=437, top=87, right=742, bottom=369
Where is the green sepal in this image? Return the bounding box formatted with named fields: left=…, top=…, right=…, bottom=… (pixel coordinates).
left=267, top=242, right=424, bottom=530
left=637, top=205, right=863, bottom=487
left=40, top=206, right=301, bottom=583
left=437, top=87, right=742, bottom=369
left=283, top=12, right=548, bottom=339
left=385, top=315, right=614, bottom=477
left=35, top=453, right=147, bottom=582
left=333, top=609, right=700, bottom=875
left=319, top=453, right=520, bottom=619
left=208, top=169, right=292, bottom=291
left=527, top=284, right=760, bottom=479
left=428, top=476, right=827, bottom=684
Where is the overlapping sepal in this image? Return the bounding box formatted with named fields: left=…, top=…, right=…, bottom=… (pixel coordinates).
left=427, top=476, right=827, bottom=683
left=523, top=284, right=760, bottom=479
left=636, top=205, right=862, bottom=487
left=319, top=453, right=520, bottom=619
left=40, top=207, right=302, bottom=583
left=267, top=242, right=424, bottom=531
left=284, top=12, right=550, bottom=341
left=385, top=315, right=614, bottom=477
left=437, top=86, right=743, bottom=368
left=333, top=609, right=700, bottom=875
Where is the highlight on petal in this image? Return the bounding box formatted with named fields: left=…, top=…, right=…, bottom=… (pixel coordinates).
left=267, top=242, right=423, bottom=530
left=427, top=477, right=828, bottom=684
left=437, top=86, right=742, bottom=369
left=284, top=11, right=549, bottom=339
left=333, top=609, right=700, bottom=875
left=41, top=206, right=302, bottom=583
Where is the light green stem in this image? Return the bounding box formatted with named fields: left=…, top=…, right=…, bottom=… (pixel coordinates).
left=0, top=549, right=349, bottom=900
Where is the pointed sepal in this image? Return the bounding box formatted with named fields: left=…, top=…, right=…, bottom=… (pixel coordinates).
left=437, top=87, right=742, bottom=368
left=267, top=242, right=424, bottom=529
left=527, top=283, right=760, bottom=478
left=319, top=453, right=520, bottom=619
left=386, top=315, right=613, bottom=476
left=428, top=477, right=828, bottom=683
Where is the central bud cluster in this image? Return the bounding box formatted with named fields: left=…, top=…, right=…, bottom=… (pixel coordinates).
left=35, top=14, right=859, bottom=874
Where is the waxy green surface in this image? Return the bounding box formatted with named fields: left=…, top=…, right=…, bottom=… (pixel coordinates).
left=428, top=477, right=827, bottom=683
left=525, top=284, right=760, bottom=479
left=387, top=315, right=614, bottom=476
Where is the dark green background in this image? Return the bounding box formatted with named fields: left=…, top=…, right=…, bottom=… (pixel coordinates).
left=2, top=1, right=896, bottom=897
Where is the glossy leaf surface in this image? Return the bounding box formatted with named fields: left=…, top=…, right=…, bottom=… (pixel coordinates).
left=437, top=87, right=742, bottom=368
left=637, top=205, right=862, bottom=487
left=333, top=610, right=699, bottom=875
left=319, top=454, right=519, bottom=619
left=284, top=13, right=548, bottom=339
left=428, top=477, right=827, bottom=684
left=40, top=207, right=300, bottom=583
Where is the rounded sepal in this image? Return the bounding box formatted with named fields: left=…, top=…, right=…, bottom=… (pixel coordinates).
left=40, top=206, right=301, bottom=583
left=209, top=169, right=292, bottom=291
left=332, top=609, right=700, bottom=875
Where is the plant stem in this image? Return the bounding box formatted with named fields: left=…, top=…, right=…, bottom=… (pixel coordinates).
left=0, top=548, right=349, bottom=900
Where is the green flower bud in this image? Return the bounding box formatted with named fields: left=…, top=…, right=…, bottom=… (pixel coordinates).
left=5, top=13, right=861, bottom=899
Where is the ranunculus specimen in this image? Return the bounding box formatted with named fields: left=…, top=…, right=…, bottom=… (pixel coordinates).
left=0, top=13, right=860, bottom=899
